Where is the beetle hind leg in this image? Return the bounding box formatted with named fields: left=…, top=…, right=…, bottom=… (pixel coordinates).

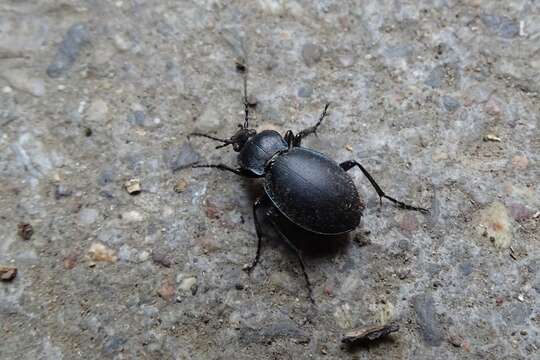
left=340, top=160, right=429, bottom=214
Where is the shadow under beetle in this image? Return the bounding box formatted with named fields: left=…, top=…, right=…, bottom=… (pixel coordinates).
left=188, top=63, right=428, bottom=303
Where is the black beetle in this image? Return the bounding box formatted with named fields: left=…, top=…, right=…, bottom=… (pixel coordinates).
left=188, top=65, right=428, bottom=302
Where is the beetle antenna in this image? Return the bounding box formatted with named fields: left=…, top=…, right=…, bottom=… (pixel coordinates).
left=236, top=57, right=250, bottom=129
left=189, top=132, right=232, bottom=149
left=243, top=67, right=249, bottom=129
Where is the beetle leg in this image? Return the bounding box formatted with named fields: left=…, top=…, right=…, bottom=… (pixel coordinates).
left=284, top=130, right=295, bottom=149
left=191, top=163, right=247, bottom=176
left=340, top=160, right=429, bottom=214
left=267, top=217, right=315, bottom=304
left=293, top=103, right=330, bottom=146
left=243, top=197, right=265, bottom=273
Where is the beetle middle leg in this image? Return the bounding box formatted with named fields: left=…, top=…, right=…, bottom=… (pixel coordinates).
left=340, top=160, right=429, bottom=213
left=243, top=197, right=267, bottom=273
left=267, top=213, right=315, bottom=304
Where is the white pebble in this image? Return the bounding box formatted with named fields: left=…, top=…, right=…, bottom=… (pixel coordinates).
left=122, top=210, right=144, bottom=222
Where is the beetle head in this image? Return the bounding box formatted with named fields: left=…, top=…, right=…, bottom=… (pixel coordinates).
left=216, top=126, right=256, bottom=152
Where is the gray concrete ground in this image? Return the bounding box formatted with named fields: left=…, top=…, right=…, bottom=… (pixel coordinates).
left=1, top=0, right=539, bottom=359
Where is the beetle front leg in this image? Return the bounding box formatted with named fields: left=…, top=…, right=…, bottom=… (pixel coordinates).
left=293, top=103, right=330, bottom=146
left=340, top=160, right=429, bottom=213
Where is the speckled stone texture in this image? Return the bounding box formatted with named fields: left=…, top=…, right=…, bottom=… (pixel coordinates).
left=1, top=1, right=538, bottom=359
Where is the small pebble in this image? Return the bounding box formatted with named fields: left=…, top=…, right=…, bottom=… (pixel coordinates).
left=342, top=323, right=400, bottom=345
left=157, top=279, right=175, bottom=301
left=63, top=252, right=79, bottom=269
left=121, top=210, right=144, bottom=223
left=302, top=43, right=322, bottom=67
left=152, top=252, right=172, bottom=268
left=54, top=184, right=73, bottom=199
left=17, top=223, right=34, bottom=240
left=138, top=250, right=150, bottom=262
left=483, top=134, right=501, bottom=142
left=179, top=277, right=197, bottom=293
left=448, top=335, right=463, bottom=347
left=124, top=178, right=141, bottom=195
left=86, top=98, right=108, bottom=122
left=113, top=33, right=132, bottom=52
left=235, top=283, right=244, bottom=290
left=485, top=98, right=502, bottom=116
left=173, top=178, right=188, bottom=193
left=0, top=266, right=17, bottom=281
left=87, top=243, right=117, bottom=263
left=353, top=232, right=371, bottom=247
left=337, top=53, right=354, bottom=68
left=475, top=202, right=512, bottom=249
left=442, top=95, right=460, bottom=112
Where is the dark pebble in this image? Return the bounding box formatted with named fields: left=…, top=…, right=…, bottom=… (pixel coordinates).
left=47, top=24, right=91, bottom=78
left=54, top=184, right=73, bottom=199
left=0, top=266, right=17, bottom=281
left=235, top=283, right=244, bottom=290
left=442, top=96, right=460, bottom=112
left=342, top=323, right=400, bottom=345
left=152, top=252, right=172, bottom=268
left=17, top=223, right=34, bottom=240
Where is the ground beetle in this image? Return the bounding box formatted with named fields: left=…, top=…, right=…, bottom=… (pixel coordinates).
left=188, top=63, right=428, bottom=303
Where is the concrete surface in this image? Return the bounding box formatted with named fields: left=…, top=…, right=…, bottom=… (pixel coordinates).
left=1, top=0, right=539, bottom=359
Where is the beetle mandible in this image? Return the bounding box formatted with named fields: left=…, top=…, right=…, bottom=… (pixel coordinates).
left=188, top=63, right=428, bottom=303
